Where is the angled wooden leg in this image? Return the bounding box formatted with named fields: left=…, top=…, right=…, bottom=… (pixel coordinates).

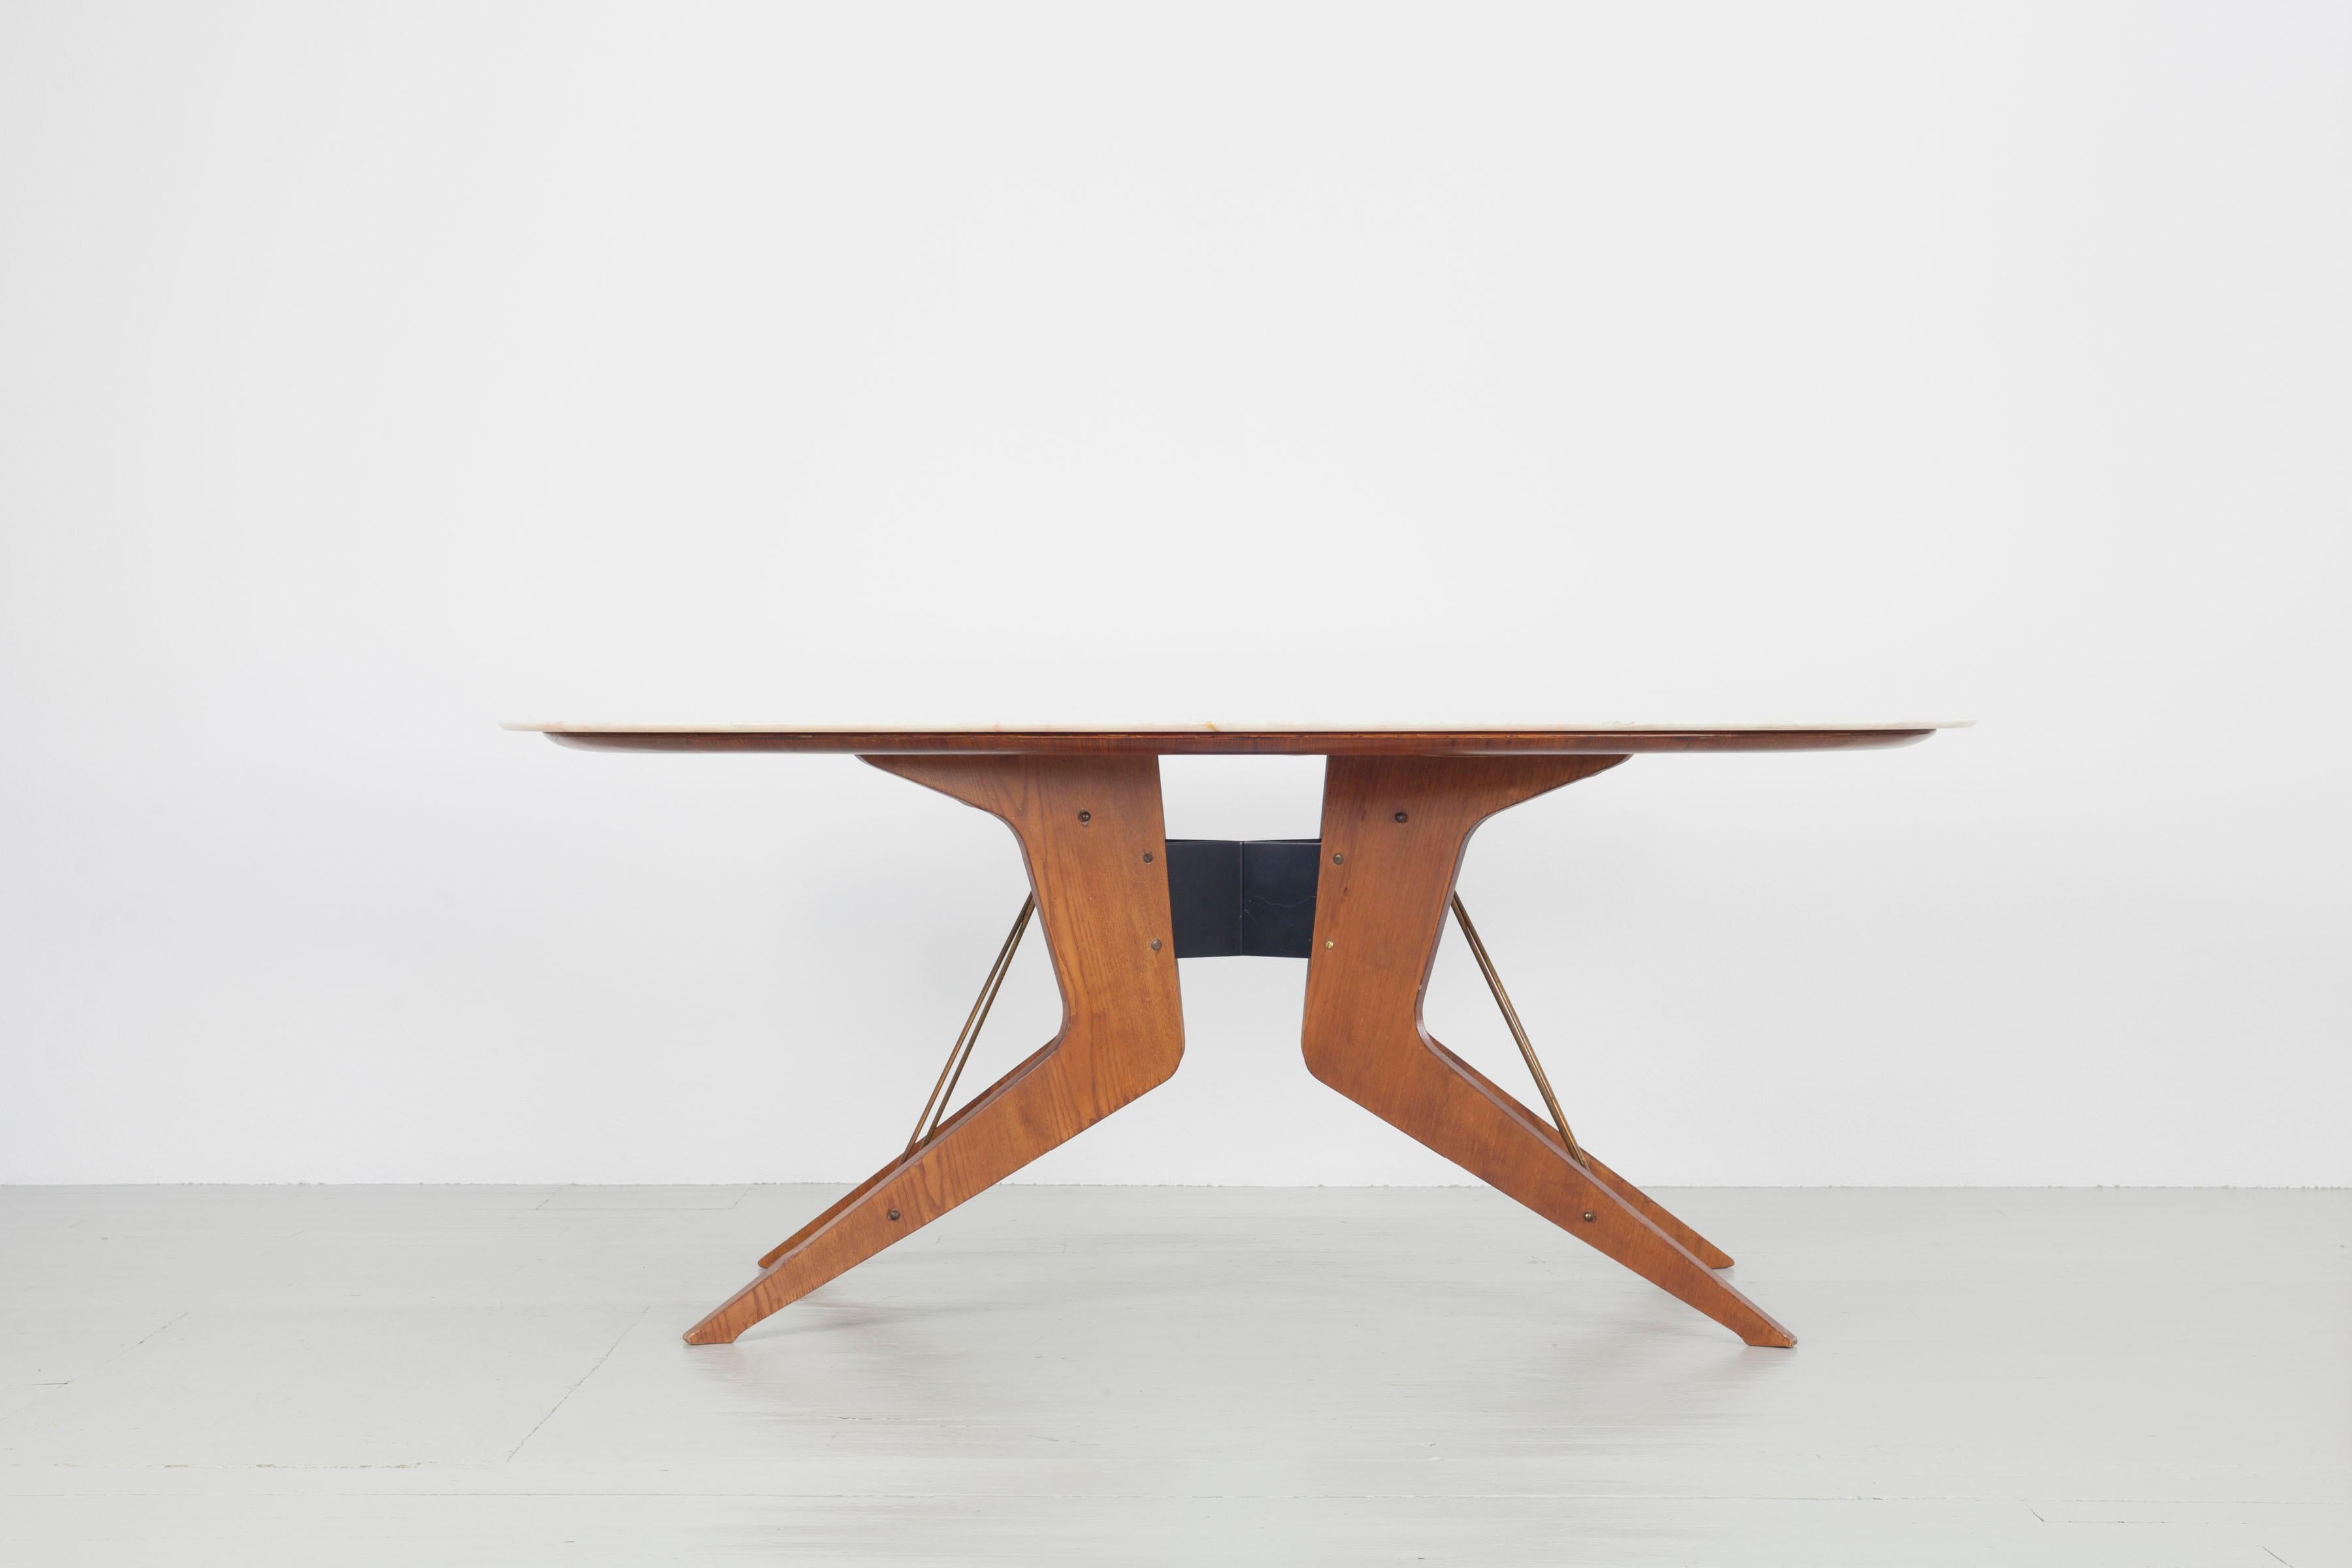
left=1301, top=753, right=1795, bottom=1348
left=1435, top=1041, right=1738, bottom=1270
left=684, top=753, right=1186, bottom=1345
left=1561, top=1148, right=1735, bottom=1269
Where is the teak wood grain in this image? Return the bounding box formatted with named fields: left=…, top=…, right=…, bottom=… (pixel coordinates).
left=682, top=753, right=1185, bottom=1346
left=1301, top=754, right=1797, bottom=1347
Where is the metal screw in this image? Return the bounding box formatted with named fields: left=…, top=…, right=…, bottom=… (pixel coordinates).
left=1142, top=851, right=1154, bottom=863
left=1394, top=811, right=1409, bottom=823
left=888, top=1208, right=902, bottom=1221
left=1324, top=939, right=1335, bottom=949
left=1580, top=1210, right=1596, bottom=1222
left=1331, top=853, right=1344, bottom=864
left=1078, top=811, right=1092, bottom=823
left=1150, top=938, right=1162, bottom=951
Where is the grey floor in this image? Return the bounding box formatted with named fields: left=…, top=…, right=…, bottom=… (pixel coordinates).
left=0, top=1185, right=2345, bottom=1565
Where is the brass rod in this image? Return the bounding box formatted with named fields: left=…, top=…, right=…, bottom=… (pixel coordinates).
left=1449, top=892, right=1585, bottom=1164
left=923, top=898, right=1030, bottom=1142
left=906, top=894, right=1035, bottom=1153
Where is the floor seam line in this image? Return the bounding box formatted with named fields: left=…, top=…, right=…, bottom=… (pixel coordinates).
left=502, top=1308, right=645, bottom=1463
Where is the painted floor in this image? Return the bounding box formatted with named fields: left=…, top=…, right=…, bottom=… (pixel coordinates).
left=1, top=1184, right=2345, bottom=1564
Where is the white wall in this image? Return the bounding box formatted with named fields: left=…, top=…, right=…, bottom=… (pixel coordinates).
left=3, top=2, right=2345, bottom=1186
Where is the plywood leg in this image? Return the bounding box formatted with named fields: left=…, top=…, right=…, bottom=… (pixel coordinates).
left=684, top=752, right=1186, bottom=1345
left=1570, top=1147, right=1737, bottom=1271
left=1436, top=1043, right=1739, bottom=1270
left=1301, top=753, right=1794, bottom=1348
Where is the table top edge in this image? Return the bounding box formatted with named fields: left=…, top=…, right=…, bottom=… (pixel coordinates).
left=505, top=722, right=1968, bottom=755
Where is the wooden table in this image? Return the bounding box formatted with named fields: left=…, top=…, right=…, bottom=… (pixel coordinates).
left=515, top=724, right=1961, bottom=1348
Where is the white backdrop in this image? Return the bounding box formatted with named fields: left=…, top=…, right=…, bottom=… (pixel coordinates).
left=3, top=2, right=2345, bottom=1186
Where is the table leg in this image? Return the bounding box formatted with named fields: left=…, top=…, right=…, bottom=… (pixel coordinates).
left=1302, top=753, right=1796, bottom=1348
left=682, top=753, right=1186, bottom=1345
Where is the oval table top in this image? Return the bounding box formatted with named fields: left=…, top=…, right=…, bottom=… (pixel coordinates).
left=506, top=722, right=1967, bottom=756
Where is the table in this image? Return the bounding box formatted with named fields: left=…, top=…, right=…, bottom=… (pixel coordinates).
left=514, top=723, right=1961, bottom=1348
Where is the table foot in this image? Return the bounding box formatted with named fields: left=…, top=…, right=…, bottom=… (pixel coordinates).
left=1429, top=1040, right=1739, bottom=1270
left=1574, top=1145, right=1737, bottom=1270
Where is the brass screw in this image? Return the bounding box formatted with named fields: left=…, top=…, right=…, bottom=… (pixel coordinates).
left=888, top=1208, right=902, bottom=1221
left=1150, top=938, right=1162, bottom=951
left=1143, top=851, right=1154, bottom=863
left=1331, top=853, right=1344, bottom=864
left=1394, top=811, right=1409, bottom=823
left=1324, top=939, right=1335, bottom=949
left=1580, top=1210, right=1596, bottom=1222
left=1078, top=811, right=1092, bottom=823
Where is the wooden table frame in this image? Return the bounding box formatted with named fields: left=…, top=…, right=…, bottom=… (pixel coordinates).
left=516, top=725, right=1957, bottom=1348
